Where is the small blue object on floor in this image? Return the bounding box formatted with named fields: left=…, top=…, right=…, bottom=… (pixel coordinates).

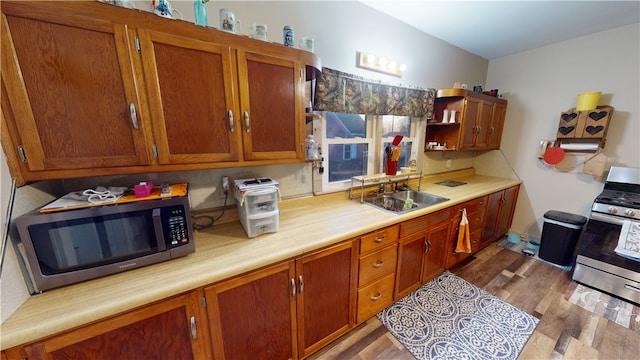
left=497, top=237, right=573, bottom=271
left=377, top=271, right=539, bottom=360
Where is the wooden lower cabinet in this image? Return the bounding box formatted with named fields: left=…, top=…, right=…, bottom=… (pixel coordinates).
left=5, top=291, right=211, bottom=360
left=445, top=196, right=488, bottom=269
left=355, top=225, right=399, bottom=324
left=204, top=241, right=357, bottom=360
left=395, top=208, right=451, bottom=299
left=482, top=185, right=520, bottom=246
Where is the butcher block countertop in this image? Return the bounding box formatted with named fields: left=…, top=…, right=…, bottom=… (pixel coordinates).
left=1, top=168, right=521, bottom=350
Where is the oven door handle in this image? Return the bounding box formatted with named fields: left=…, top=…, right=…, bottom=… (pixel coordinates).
left=624, top=284, right=640, bottom=294
left=589, top=212, right=628, bottom=225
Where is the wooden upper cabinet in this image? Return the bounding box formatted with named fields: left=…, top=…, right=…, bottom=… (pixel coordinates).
left=487, top=101, right=507, bottom=149
left=237, top=50, right=304, bottom=161
left=0, top=4, right=150, bottom=172
left=460, top=96, right=481, bottom=149
left=137, top=29, right=241, bottom=165
left=429, top=89, right=507, bottom=152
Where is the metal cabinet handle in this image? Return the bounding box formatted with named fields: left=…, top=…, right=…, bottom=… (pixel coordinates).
left=370, top=292, right=382, bottom=301
left=129, top=103, right=139, bottom=129
left=477, top=125, right=482, bottom=133
left=425, top=240, right=432, bottom=254
left=298, top=275, right=304, bottom=294
left=372, top=260, right=385, bottom=268
left=244, top=111, right=250, bottom=132
left=190, top=316, right=197, bottom=339
left=291, top=278, right=296, bottom=296
left=228, top=110, right=234, bottom=132
left=374, top=236, right=386, bottom=243
left=489, top=126, right=495, bottom=134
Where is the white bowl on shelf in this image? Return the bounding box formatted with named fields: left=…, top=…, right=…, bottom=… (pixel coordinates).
left=432, top=145, right=446, bottom=150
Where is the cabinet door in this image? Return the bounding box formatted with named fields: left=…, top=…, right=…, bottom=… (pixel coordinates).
left=0, top=4, right=150, bottom=171
left=495, top=185, right=519, bottom=240
left=487, top=101, right=507, bottom=149
left=482, top=185, right=519, bottom=246
left=396, top=231, right=426, bottom=299
left=460, top=96, right=481, bottom=149
left=237, top=50, right=304, bottom=161
left=482, top=190, right=504, bottom=244
left=475, top=101, right=493, bottom=148
left=205, top=262, right=297, bottom=360
left=137, top=29, right=241, bottom=164
left=422, top=220, right=450, bottom=283
left=17, top=292, right=210, bottom=360
left=296, top=241, right=357, bottom=358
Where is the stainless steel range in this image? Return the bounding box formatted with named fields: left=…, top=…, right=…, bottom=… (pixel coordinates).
left=573, top=166, right=640, bottom=305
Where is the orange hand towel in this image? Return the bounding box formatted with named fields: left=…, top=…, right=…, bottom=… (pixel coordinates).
left=455, top=208, right=472, bottom=253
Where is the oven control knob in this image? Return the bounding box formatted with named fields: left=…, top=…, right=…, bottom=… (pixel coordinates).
left=624, top=209, right=636, bottom=217
left=608, top=206, right=618, bottom=214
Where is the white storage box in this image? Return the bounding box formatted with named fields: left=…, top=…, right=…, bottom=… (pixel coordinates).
left=234, top=187, right=280, bottom=237
left=234, top=188, right=279, bottom=216
left=239, top=210, right=279, bottom=238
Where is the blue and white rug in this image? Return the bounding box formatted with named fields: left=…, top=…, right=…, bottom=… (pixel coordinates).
left=377, top=271, right=539, bottom=360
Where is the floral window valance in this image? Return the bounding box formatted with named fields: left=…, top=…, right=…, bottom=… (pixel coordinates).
left=313, top=67, right=435, bottom=119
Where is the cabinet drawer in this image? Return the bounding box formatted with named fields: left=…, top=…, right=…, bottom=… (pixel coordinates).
left=358, top=245, right=397, bottom=287
left=360, top=225, right=399, bottom=254
left=400, top=215, right=427, bottom=238
left=428, top=207, right=453, bottom=225
left=357, top=273, right=395, bottom=323
left=454, top=196, right=488, bottom=215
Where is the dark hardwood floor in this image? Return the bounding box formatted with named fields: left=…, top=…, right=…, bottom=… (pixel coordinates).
left=309, top=243, right=640, bottom=359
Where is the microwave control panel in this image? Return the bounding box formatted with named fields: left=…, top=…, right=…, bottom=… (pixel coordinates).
left=163, top=205, right=190, bottom=247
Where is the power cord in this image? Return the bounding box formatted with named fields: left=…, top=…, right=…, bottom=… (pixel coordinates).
left=192, top=189, right=229, bottom=231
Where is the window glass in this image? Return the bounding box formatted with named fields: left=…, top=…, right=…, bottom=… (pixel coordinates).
left=381, top=115, right=411, bottom=137
left=326, top=112, right=366, bottom=139
left=328, top=143, right=369, bottom=182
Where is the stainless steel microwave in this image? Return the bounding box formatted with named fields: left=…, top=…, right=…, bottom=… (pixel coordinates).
left=14, top=195, right=194, bottom=293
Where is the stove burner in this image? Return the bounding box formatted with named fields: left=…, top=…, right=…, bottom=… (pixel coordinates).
left=596, top=190, right=640, bottom=208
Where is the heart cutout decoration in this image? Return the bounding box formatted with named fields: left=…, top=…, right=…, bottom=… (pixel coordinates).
left=561, top=113, right=578, bottom=122
left=586, top=125, right=604, bottom=135
left=589, top=111, right=607, bottom=121
left=558, top=126, right=575, bottom=135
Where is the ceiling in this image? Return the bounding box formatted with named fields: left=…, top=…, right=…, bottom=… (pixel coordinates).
left=360, top=1, right=640, bottom=60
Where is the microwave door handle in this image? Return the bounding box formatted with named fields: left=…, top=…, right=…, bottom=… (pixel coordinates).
left=152, top=208, right=167, bottom=251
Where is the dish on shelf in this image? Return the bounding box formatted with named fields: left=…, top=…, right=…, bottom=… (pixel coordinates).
left=432, top=145, right=446, bottom=150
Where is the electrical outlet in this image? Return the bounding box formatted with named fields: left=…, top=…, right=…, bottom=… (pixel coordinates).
left=445, top=159, right=452, bottom=168
left=222, top=176, right=230, bottom=192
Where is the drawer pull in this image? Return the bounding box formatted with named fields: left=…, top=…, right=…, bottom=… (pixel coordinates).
left=372, top=260, right=385, bottom=268
left=374, top=236, right=386, bottom=243
left=370, top=292, right=382, bottom=301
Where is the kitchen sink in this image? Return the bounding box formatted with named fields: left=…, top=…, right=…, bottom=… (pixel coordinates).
left=363, top=191, right=449, bottom=214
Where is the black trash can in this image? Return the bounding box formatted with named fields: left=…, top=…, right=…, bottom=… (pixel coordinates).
left=539, top=210, right=588, bottom=266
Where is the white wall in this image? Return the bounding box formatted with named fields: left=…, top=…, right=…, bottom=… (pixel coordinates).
left=484, top=23, right=640, bottom=239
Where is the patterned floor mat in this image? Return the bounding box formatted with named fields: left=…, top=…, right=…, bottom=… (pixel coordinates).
left=377, top=271, right=538, bottom=360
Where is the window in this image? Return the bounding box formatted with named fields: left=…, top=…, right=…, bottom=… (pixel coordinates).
left=312, top=112, right=423, bottom=194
